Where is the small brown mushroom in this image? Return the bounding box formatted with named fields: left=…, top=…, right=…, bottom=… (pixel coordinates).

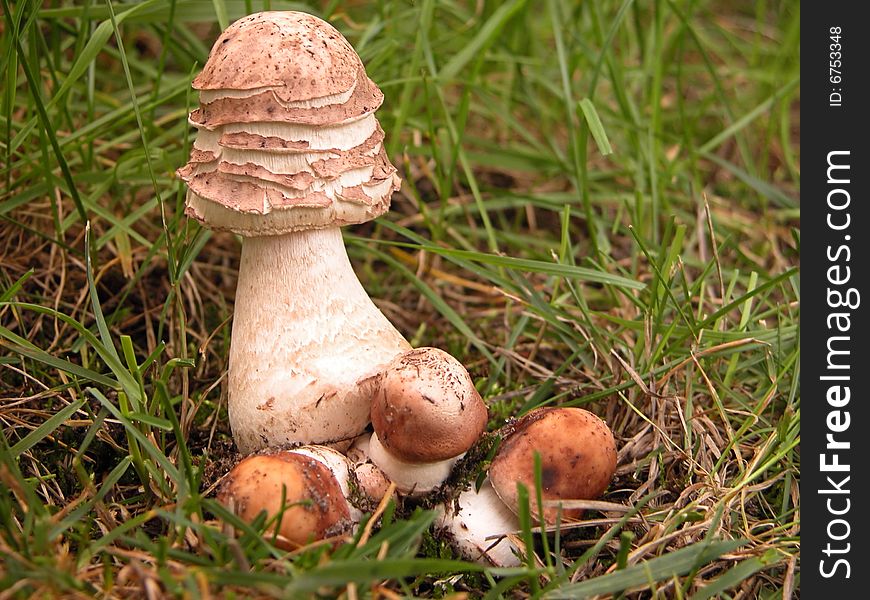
left=436, top=406, right=617, bottom=566
left=489, top=406, right=617, bottom=523
left=218, top=449, right=356, bottom=548
left=346, top=432, right=394, bottom=504
left=366, top=347, right=489, bottom=495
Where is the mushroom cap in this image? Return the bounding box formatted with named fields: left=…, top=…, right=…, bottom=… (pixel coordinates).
left=193, top=12, right=361, bottom=102
left=179, top=11, right=400, bottom=236
left=200, top=115, right=381, bottom=154
left=184, top=137, right=392, bottom=192
left=218, top=451, right=353, bottom=548
left=190, top=71, right=383, bottom=128
left=489, top=407, right=617, bottom=523
left=370, top=347, right=488, bottom=463
left=289, top=445, right=364, bottom=524
left=182, top=170, right=398, bottom=236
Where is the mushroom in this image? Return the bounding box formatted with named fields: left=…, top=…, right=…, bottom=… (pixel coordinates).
left=435, top=406, right=617, bottom=566
left=177, top=12, right=410, bottom=454
left=489, top=406, right=617, bottom=522
left=365, top=347, right=489, bottom=496
left=218, top=447, right=360, bottom=549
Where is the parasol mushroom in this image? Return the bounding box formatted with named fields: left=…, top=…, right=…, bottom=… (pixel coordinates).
left=177, top=11, right=410, bottom=454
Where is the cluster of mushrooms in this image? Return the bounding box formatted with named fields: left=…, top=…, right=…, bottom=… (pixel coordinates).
left=178, top=11, right=618, bottom=567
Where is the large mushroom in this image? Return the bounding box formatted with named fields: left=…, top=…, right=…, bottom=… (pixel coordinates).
left=177, top=12, right=410, bottom=454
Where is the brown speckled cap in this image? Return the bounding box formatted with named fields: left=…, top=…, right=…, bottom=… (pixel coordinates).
left=216, top=118, right=377, bottom=153
left=177, top=11, right=401, bottom=235
left=190, top=69, right=383, bottom=129
left=193, top=12, right=361, bottom=101
left=184, top=169, right=397, bottom=213
left=371, top=348, right=489, bottom=463
left=218, top=451, right=352, bottom=548
left=489, top=407, right=617, bottom=523
left=186, top=127, right=386, bottom=182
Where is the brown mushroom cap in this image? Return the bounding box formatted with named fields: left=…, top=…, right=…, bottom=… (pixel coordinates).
left=190, top=70, right=383, bottom=129
left=370, top=347, right=489, bottom=463
left=179, top=11, right=400, bottom=236
left=191, top=139, right=392, bottom=190
left=183, top=166, right=396, bottom=213
left=214, top=126, right=385, bottom=168
left=489, top=407, right=617, bottom=523
left=193, top=12, right=361, bottom=102
left=218, top=451, right=352, bottom=548
left=203, top=111, right=380, bottom=155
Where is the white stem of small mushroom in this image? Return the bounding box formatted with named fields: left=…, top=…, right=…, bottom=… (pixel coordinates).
left=435, top=479, right=522, bottom=567
left=366, top=431, right=462, bottom=496
left=228, top=227, right=410, bottom=454
left=346, top=432, right=393, bottom=503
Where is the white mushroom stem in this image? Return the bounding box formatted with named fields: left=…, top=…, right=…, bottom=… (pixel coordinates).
left=228, top=227, right=410, bottom=454
left=366, top=431, right=462, bottom=496
left=435, top=480, right=522, bottom=567
left=346, top=432, right=394, bottom=503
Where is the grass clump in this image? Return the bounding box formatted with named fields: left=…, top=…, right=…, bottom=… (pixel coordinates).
left=1, top=0, right=799, bottom=597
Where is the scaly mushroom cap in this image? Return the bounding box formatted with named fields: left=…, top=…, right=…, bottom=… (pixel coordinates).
left=371, top=347, right=489, bottom=463
left=189, top=74, right=383, bottom=128
left=218, top=451, right=353, bottom=548
left=178, top=11, right=400, bottom=236
left=192, top=12, right=361, bottom=101
left=489, top=407, right=617, bottom=523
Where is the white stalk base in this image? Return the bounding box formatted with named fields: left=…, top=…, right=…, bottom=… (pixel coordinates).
left=435, top=480, right=522, bottom=567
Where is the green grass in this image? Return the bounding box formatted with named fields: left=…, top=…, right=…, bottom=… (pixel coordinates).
left=1, top=0, right=799, bottom=598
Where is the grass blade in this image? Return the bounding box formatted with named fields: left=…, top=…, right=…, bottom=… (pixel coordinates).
left=578, top=98, right=613, bottom=156
left=545, top=539, right=747, bottom=598
left=9, top=398, right=86, bottom=457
